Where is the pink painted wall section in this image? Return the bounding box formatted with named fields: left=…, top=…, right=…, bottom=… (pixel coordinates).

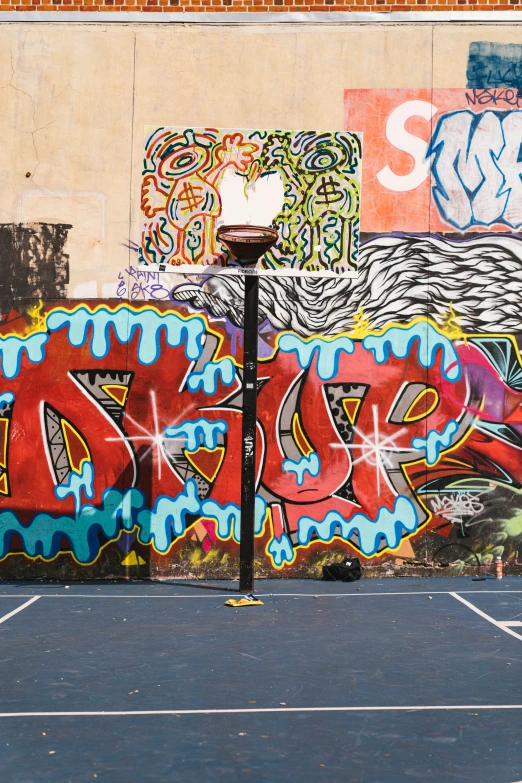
left=345, top=87, right=522, bottom=234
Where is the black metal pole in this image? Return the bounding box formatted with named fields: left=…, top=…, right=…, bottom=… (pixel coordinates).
left=239, top=271, right=259, bottom=593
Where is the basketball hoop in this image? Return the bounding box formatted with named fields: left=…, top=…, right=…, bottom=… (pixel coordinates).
left=217, top=225, right=279, bottom=265
left=217, top=225, right=279, bottom=594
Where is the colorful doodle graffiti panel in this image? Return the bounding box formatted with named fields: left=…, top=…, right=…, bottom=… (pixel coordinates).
left=140, top=127, right=362, bottom=276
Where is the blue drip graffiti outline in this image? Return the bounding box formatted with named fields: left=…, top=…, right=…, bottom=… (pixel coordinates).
left=0, top=479, right=268, bottom=565
left=282, top=452, right=321, bottom=486
left=186, top=359, right=236, bottom=394
left=412, top=420, right=459, bottom=466
left=278, top=334, right=355, bottom=380
left=164, top=419, right=228, bottom=451
left=296, top=496, right=419, bottom=557
left=55, top=462, right=95, bottom=515
left=46, top=304, right=206, bottom=365
left=0, top=333, right=48, bottom=380
left=362, top=322, right=461, bottom=382
left=0, top=304, right=209, bottom=380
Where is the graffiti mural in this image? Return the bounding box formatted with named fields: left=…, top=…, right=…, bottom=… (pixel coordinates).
left=339, top=60, right=522, bottom=573
left=345, top=86, right=522, bottom=235
left=1, top=289, right=522, bottom=577
left=140, top=127, right=362, bottom=276
left=6, top=42, right=522, bottom=579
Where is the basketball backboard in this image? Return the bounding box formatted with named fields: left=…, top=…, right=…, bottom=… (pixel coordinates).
left=139, top=127, right=362, bottom=279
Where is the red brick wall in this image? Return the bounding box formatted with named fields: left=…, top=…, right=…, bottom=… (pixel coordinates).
left=2, top=2, right=520, bottom=13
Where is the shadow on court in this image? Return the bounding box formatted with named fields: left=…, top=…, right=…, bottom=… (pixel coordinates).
left=0, top=576, right=521, bottom=782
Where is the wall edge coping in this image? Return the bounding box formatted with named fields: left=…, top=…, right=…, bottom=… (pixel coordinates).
left=1, top=10, right=522, bottom=22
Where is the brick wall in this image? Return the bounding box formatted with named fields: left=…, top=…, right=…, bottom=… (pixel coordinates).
left=1, top=2, right=520, bottom=13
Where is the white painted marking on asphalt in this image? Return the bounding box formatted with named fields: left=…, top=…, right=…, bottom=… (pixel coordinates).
left=451, top=592, right=522, bottom=641
left=0, top=705, right=520, bottom=718
left=0, top=596, right=40, bottom=625
left=0, top=590, right=521, bottom=599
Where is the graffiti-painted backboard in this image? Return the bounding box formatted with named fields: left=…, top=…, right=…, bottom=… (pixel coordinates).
left=140, top=127, right=362, bottom=278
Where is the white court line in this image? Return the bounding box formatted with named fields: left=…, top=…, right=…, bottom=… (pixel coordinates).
left=0, top=589, right=521, bottom=599
left=0, top=596, right=40, bottom=625
left=0, top=705, right=521, bottom=718
left=0, top=594, right=249, bottom=599
left=0, top=592, right=449, bottom=599
left=451, top=593, right=522, bottom=641
left=0, top=589, right=520, bottom=599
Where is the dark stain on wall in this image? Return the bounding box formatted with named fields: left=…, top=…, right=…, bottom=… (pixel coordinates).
left=467, top=41, right=522, bottom=91
left=0, top=222, right=71, bottom=308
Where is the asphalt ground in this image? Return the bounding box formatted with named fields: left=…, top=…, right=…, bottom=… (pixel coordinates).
left=0, top=576, right=521, bottom=782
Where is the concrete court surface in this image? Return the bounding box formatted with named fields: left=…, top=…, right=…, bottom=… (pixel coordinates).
left=0, top=577, right=521, bottom=782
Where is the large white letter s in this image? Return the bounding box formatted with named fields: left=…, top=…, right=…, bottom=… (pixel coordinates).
left=376, top=100, right=438, bottom=193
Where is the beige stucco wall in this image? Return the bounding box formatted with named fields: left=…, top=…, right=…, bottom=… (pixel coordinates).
left=0, top=21, right=520, bottom=294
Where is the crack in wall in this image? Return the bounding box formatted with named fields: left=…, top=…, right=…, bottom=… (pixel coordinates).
left=8, top=34, right=45, bottom=188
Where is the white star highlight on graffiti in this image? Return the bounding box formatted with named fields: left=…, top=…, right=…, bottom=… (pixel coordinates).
left=331, top=405, right=413, bottom=496
left=105, top=390, right=193, bottom=481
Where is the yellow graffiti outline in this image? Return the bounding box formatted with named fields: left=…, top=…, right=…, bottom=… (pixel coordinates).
left=0, top=417, right=9, bottom=469
left=61, top=419, right=92, bottom=476
left=100, top=384, right=129, bottom=407
left=291, top=412, right=314, bottom=458
left=404, top=387, right=439, bottom=423
left=184, top=446, right=225, bottom=484
left=341, top=397, right=362, bottom=426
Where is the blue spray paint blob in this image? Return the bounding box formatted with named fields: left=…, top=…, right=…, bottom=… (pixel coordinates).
left=278, top=334, right=355, bottom=381
left=0, top=392, right=14, bottom=406
left=282, top=452, right=320, bottom=486
left=467, top=41, right=522, bottom=90
left=164, top=419, right=228, bottom=452
left=297, top=496, right=419, bottom=557
left=187, top=358, right=236, bottom=394
left=55, top=462, right=95, bottom=515
left=412, top=419, right=459, bottom=465
left=46, top=305, right=206, bottom=365
left=0, top=333, right=48, bottom=379
left=362, top=322, right=461, bottom=382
